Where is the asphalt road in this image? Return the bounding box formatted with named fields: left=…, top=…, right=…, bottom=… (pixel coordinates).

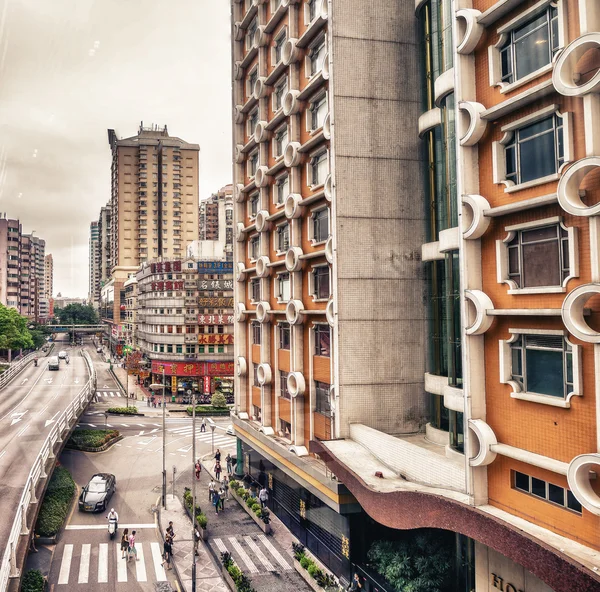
left=0, top=336, right=89, bottom=559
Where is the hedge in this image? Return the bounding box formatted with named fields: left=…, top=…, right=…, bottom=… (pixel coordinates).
left=183, top=488, right=208, bottom=529
left=35, top=467, right=75, bottom=537
left=107, top=406, right=138, bottom=414
left=67, top=429, right=119, bottom=449
left=21, top=569, right=45, bottom=592
left=186, top=405, right=231, bottom=415
left=293, top=543, right=340, bottom=591
left=221, top=552, right=256, bottom=592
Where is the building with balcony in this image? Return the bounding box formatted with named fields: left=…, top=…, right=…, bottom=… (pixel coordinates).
left=230, top=1, right=600, bottom=591
left=123, top=275, right=138, bottom=349
left=199, top=184, right=234, bottom=261
left=44, top=254, right=53, bottom=300
left=136, top=257, right=234, bottom=402
left=89, top=221, right=101, bottom=309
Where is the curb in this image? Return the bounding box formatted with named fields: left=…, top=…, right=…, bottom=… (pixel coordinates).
left=64, top=434, right=123, bottom=453
left=106, top=411, right=145, bottom=417
left=157, top=496, right=188, bottom=592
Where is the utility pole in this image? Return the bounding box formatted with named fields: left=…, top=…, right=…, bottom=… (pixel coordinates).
left=191, top=389, right=197, bottom=592
left=150, top=368, right=167, bottom=508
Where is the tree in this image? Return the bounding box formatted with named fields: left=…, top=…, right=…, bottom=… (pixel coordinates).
left=28, top=322, right=51, bottom=350
left=211, top=392, right=227, bottom=408
left=54, top=303, right=98, bottom=325
left=0, top=304, right=34, bottom=361
left=124, top=351, right=144, bottom=409
left=367, top=530, right=454, bottom=592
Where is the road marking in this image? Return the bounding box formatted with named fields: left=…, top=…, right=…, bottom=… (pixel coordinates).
left=20, top=378, right=28, bottom=385
left=150, top=542, right=167, bottom=582
left=44, top=410, right=60, bottom=428
left=243, top=536, right=274, bottom=571
left=0, top=451, right=5, bottom=460
left=65, top=523, right=156, bottom=530
left=58, top=543, right=73, bottom=584
left=98, top=543, right=108, bottom=583
left=229, top=537, right=259, bottom=573
left=149, top=428, right=160, bottom=433
left=116, top=392, right=122, bottom=397
left=138, top=431, right=145, bottom=436
left=121, top=423, right=130, bottom=427
left=177, top=445, right=192, bottom=453
left=258, top=534, right=292, bottom=570
left=151, top=424, right=160, bottom=427
left=110, top=393, right=114, bottom=397
left=105, top=423, right=113, bottom=427
left=116, top=543, right=127, bottom=582
left=78, top=543, right=91, bottom=583
left=10, top=411, right=27, bottom=426
left=136, top=543, right=148, bottom=582
left=17, top=423, right=30, bottom=437
left=86, top=423, right=96, bottom=428
left=213, top=538, right=228, bottom=554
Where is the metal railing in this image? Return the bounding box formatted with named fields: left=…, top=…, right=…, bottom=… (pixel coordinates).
left=0, top=350, right=96, bottom=591
left=0, top=350, right=43, bottom=391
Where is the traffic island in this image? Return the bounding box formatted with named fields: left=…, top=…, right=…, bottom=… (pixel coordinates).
left=106, top=406, right=145, bottom=417
left=65, top=429, right=122, bottom=452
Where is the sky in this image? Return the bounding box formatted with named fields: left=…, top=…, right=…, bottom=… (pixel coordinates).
left=0, top=0, right=233, bottom=298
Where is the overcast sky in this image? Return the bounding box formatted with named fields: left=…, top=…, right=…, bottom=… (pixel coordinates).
left=0, top=0, right=233, bottom=298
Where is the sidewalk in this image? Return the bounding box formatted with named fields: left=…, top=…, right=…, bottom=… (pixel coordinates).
left=159, top=494, right=227, bottom=592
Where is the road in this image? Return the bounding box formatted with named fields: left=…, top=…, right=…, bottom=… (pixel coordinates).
left=0, top=336, right=89, bottom=564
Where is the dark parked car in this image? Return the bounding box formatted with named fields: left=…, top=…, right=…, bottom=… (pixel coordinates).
left=78, top=473, right=116, bottom=512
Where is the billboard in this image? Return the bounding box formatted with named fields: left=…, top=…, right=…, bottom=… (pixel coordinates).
left=151, top=361, right=235, bottom=376
left=198, top=297, right=234, bottom=308
left=198, top=314, right=234, bottom=325
left=198, top=279, right=234, bottom=291
left=197, top=261, right=234, bottom=274
left=151, top=261, right=182, bottom=273
left=151, top=280, right=184, bottom=292
left=197, top=334, right=234, bottom=345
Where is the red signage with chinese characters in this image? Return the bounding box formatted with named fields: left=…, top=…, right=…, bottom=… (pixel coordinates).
left=206, top=362, right=234, bottom=376
left=151, top=361, right=234, bottom=376
left=198, top=314, right=234, bottom=325
left=203, top=376, right=211, bottom=394
left=151, top=261, right=182, bottom=274
left=197, top=334, right=234, bottom=345
left=151, top=280, right=184, bottom=291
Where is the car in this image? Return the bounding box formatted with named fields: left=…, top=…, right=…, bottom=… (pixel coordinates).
left=58, top=350, right=68, bottom=359
left=96, top=347, right=103, bottom=353
left=78, top=473, right=116, bottom=512
left=226, top=424, right=235, bottom=436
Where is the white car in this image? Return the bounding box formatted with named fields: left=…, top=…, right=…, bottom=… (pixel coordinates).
left=58, top=350, right=68, bottom=359
left=226, top=424, right=235, bottom=436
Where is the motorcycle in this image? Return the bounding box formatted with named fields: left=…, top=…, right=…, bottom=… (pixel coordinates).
left=108, top=517, right=117, bottom=540
left=34, top=359, right=38, bottom=367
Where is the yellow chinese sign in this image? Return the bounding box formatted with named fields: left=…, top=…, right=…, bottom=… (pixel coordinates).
left=299, top=499, right=306, bottom=519
left=171, top=376, right=177, bottom=392
left=197, top=334, right=234, bottom=345
left=341, top=535, right=350, bottom=559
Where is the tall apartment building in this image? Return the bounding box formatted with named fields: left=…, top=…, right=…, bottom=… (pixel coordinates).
left=0, top=218, right=22, bottom=310
left=230, top=1, right=600, bottom=591
left=199, top=185, right=234, bottom=261
left=44, top=254, right=53, bottom=300
left=89, top=221, right=100, bottom=308
left=100, top=124, right=200, bottom=329
left=98, top=206, right=112, bottom=286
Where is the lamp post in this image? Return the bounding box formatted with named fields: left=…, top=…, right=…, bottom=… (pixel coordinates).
left=210, top=423, right=216, bottom=455
left=149, top=368, right=167, bottom=508
left=189, top=389, right=197, bottom=592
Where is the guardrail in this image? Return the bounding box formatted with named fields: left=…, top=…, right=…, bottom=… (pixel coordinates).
left=0, top=345, right=55, bottom=391
left=0, top=350, right=96, bottom=591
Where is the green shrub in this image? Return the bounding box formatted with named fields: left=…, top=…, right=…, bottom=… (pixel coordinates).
left=253, top=506, right=262, bottom=517
left=196, top=512, right=208, bottom=529
left=21, top=569, right=45, bottom=592
left=211, top=392, right=227, bottom=408
left=307, top=563, right=322, bottom=579
left=35, top=467, right=75, bottom=537
left=300, top=556, right=310, bottom=570
left=245, top=497, right=255, bottom=508
left=292, top=542, right=305, bottom=561
left=229, top=479, right=238, bottom=489
left=107, top=406, right=138, bottom=414
left=186, top=405, right=231, bottom=415
left=67, top=429, right=119, bottom=449
left=236, top=487, right=245, bottom=496
left=240, top=490, right=249, bottom=500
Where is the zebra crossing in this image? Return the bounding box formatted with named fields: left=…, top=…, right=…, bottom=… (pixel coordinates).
left=95, top=390, right=123, bottom=398
left=166, top=424, right=235, bottom=447
left=54, top=541, right=166, bottom=585
left=210, top=535, right=292, bottom=575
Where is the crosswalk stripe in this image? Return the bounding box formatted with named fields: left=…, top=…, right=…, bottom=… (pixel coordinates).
left=116, top=392, right=122, bottom=397
left=258, top=534, right=292, bottom=570
left=244, top=536, right=274, bottom=571
left=87, top=423, right=96, bottom=428
left=98, top=543, right=108, bottom=583
left=78, top=543, right=91, bottom=583
left=58, top=544, right=73, bottom=584
left=121, top=423, right=129, bottom=427
left=229, top=537, right=259, bottom=574
left=116, top=543, right=127, bottom=582
left=110, top=393, right=115, bottom=397
left=136, top=543, right=148, bottom=582
left=149, top=428, right=159, bottom=433
left=139, top=431, right=145, bottom=436
left=213, top=538, right=228, bottom=554
left=150, top=542, right=167, bottom=582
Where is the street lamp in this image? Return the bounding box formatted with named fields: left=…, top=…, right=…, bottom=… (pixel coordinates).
left=189, top=389, right=197, bottom=592
left=210, top=423, right=216, bottom=455
left=149, top=368, right=167, bottom=508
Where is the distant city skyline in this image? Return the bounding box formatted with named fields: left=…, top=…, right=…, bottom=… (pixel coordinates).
left=0, top=0, right=232, bottom=297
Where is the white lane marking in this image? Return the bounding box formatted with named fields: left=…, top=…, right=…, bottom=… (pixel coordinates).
left=213, top=538, right=228, bottom=554
left=151, top=424, right=160, bottom=427
left=136, top=543, right=148, bottom=582
left=86, top=423, right=96, bottom=428
left=151, top=542, right=167, bottom=582
left=110, top=393, right=115, bottom=397
left=116, top=392, right=122, bottom=397
left=244, top=536, right=274, bottom=571
left=229, top=537, right=259, bottom=573
left=105, top=423, right=113, bottom=427
left=58, top=543, right=73, bottom=584
left=177, top=445, right=192, bottom=453
left=149, top=428, right=160, bottom=433
left=66, top=523, right=156, bottom=531
left=0, top=451, right=6, bottom=461
left=138, top=431, right=145, bottom=436
left=116, top=542, right=127, bottom=582
left=121, top=424, right=130, bottom=427
left=258, top=534, right=292, bottom=570
left=137, top=423, right=145, bottom=427
left=98, top=543, right=108, bottom=583
left=78, top=543, right=91, bottom=583
left=17, top=423, right=31, bottom=437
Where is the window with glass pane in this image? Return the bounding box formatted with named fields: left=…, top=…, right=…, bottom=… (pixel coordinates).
left=249, top=235, right=259, bottom=260
left=307, top=0, right=317, bottom=22
left=507, top=224, right=569, bottom=288
left=248, top=152, right=259, bottom=177
left=277, top=273, right=291, bottom=301
left=274, top=31, right=286, bottom=64
left=311, top=151, right=328, bottom=186
left=248, top=69, right=258, bottom=96
left=514, top=471, right=530, bottom=493
left=312, top=208, right=329, bottom=242
left=313, top=266, right=330, bottom=299
left=248, top=109, right=259, bottom=137
left=511, top=334, right=573, bottom=398
left=513, top=471, right=581, bottom=513
left=501, top=7, right=559, bottom=84
left=251, top=278, right=261, bottom=302
left=275, top=174, right=289, bottom=205
left=309, top=39, right=326, bottom=76
left=315, top=381, right=331, bottom=416
left=309, top=95, right=328, bottom=131
left=253, top=364, right=260, bottom=385
left=279, top=323, right=290, bottom=349
left=252, top=321, right=261, bottom=345
left=246, top=18, right=257, bottom=51
left=274, top=126, right=288, bottom=157
left=277, top=224, right=289, bottom=252
left=280, top=371, right=290, bottom=398
left=314, top=324, right=330, bottom=357
left=273, top=77, right=288, bottom=112
left=505, top=115, right=564, bottom=185
left=249, top=193, right=259, bottom=218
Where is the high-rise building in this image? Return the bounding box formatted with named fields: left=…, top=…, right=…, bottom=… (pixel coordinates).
left=29, top=236, right=46, bottom=321
left=98, top=206, right=112, bottom=286
left=230, top=1, right=600, bottom=591
left=89, top=221, right=100, bottom=308
left=0, top=217, right=22, bottom=311
left=44, top=254, right=53, bottom=300
left=199, top=185, right=234, bottom=261
left=100, top=124, right=200, bottom=331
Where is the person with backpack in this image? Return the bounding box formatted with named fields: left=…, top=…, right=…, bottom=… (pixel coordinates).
left=195, top=460, right=201, bottom=481
left=208, top=478, right=216, bottom=501
left=162, top=533, right=173, bottom=570
left=258, top=487, right=269, bottom=509
left=120, top=528, right=129, bottom=559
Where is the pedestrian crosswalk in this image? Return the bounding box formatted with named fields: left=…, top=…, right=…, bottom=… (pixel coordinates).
left=167, top=426, right=235, bottom=447
left=210, top=535, right=292, bottom=575
left=96, top=390, right=123, bottom=398
left=55, top=542, right=166, bottom=585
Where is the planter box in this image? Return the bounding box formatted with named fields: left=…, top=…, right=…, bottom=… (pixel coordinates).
left=107, top=411, right=145, bottom=417
left=229, top=488, right=272, bottom=534
left=182, top=499, right=208, bottom=541
left=293, top=558, right=340, bottom=592
left=221, top=565, right=238, bottom=592
left=65, top=434, right=123, bottom=453
left=186, top=410, right=231, bottom=416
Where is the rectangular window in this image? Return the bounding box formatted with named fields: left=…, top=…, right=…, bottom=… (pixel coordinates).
left=277, top=272, right=291, bottom=301
left=248, top=109, right=259, bottom=138
left=312, top=208, right=329, bottom=243
left=309, top=94, right=328, bottom=131
left=248, top=151, right=259, bottom=178
left=253, top=365, right=260, bottom=386
left=307, top=0, right=318, bottom=24
left=273, top=77, right=288, bottom=112
left=312, top=266, right=330, bottom=300
left=246, top=17, right=257, bottom=51
left=279, top=322, right=290, bottom=350
left=501, top=7, right=559, bottom=84
left=249, top=235, right=260, bottom=260
left=274, top=126, right=288, bottom=158
left=249, top=193, right=259, bottom=219
left=310, top=151, right=328, bottom=186
left=505, top=115, right=564, bottom=185
left=252, top=322, right=261, bottom=345
left=315, top=381, right=331, bottom=416
left=314, top=324, right=331, bottom=357
left=251, top=278, right=261, bottom=302
left=279, top=418, right=291, bottom=437
left=277, top=223, right=290, bottom=252
left=274, top=30, right=286, bottom=64
left=507, top=224, right=569, bottom=288
left=511, top=334, right=573, bottom=398
left=308, top=37, right=327, bottom=77
left=275, top=174, right=289, bottom=205
left=280, top=371, right=290, bottom=398
left=512, top=471, right=582, bottom=514
left=248, top=68, right=258, bottom=98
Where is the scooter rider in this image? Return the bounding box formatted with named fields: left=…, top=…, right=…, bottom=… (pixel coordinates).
left=34, top=359, right=38, bottom=367
left=107, top=508, right=119, bottom=531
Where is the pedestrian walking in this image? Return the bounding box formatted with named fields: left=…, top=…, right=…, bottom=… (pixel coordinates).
left=214, top=448, right=221, bottom=463
left=128, top=530, right=139, bottom=562
left=214, top=460, right=222, bottom=481
left=166, top=521, right=176, bottom=542
left=218, top=487, right=226, bottom=511
left=120, top=528, right=129, bottom=559
left=200, top=417, right=206, bottom=432
left=226, top=453, right=233, bottom=475
left=347, top=573, right=362, bottom=591
left=259, top=487, right=269, bottom=509
left=212, top=489, right=220, bottom=515
left=223, top=475, right=230, bottom=500
left=162, top=533, right=173, bottom=570
left=208, top=478, right=216, bottom=501
left=195, top=460, right=201, bottom=480
left=153, top=399, right=157, bottom=408
left=194, top=526, right=201, bottom=556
